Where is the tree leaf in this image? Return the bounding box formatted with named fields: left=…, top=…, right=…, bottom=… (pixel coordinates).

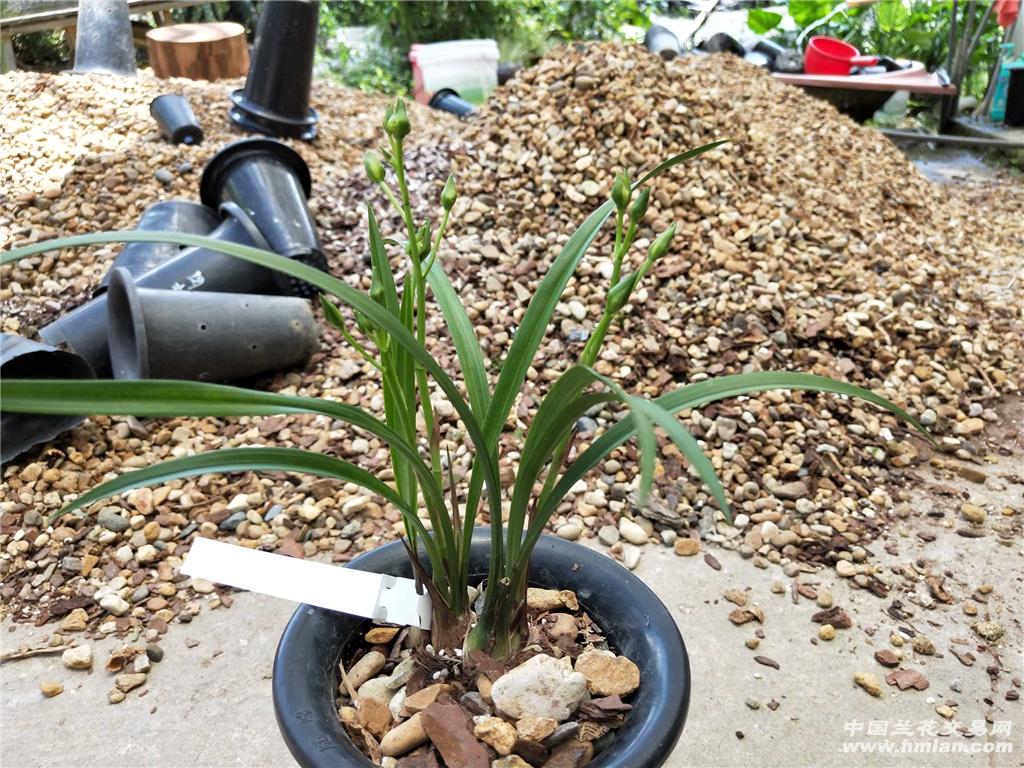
left=875, top=0, right=911, bottom=32
left=789, top=0, right=833, bottom=28
left=748, top=8, right=783, bottom=34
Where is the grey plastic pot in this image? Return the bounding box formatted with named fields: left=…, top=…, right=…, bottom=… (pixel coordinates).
left=106, top=267, right=318, bottom=382
left=229, top=0, right=320, bottom=140
left=645, top=25, right=681, bottom=61
left=73, top=0, right=136, bottom=76
left=273, top=529, right=690, bottom=768
left=97, top=200, right=220, bottom=290
left=150, top=94, right=204, bottom=145
left=39, top=203, right=283, bottom=376
left=200, top=138, right=328, bottom=297
left=0, top=335, right=96, bottom=463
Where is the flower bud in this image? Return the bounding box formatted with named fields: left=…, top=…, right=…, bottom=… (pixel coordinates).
left=607, top=272, right=636, bottom=314
left=648, top=223, right=677, bottom=261
left=385, top=99, right=411, bottom=140
left=441, top=174, right=457, bottom=211
left=630, top=188, right=650, bottom=224
left=363, top=151, right=385, bottom=183
left=610, top=171, right=631, bottom=212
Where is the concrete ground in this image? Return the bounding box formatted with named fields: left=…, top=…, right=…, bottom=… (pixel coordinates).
left=2, top=452, right=1021, bottom=768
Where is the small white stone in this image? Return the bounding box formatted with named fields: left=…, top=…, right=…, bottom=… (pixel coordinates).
left=618, top=517, right=648, bottom=545
left=62, top=645, right=93, bottom=669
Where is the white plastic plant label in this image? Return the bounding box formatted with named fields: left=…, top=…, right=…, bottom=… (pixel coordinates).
left=181, top=538, right=432, bottom=629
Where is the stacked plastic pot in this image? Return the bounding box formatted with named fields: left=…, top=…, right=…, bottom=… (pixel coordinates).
left=3, top=1, right=336, bottom=464
left=5, top=139, right=325, bottom=463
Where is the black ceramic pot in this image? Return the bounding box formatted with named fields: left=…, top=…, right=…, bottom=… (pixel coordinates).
left=273, top=529, right=689, bottom=767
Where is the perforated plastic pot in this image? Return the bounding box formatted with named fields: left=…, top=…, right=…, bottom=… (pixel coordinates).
left=39, top=203, right=283, bottom=376
left=0, top=335, right=95, bottom=463
left=200, top=138, right=328, bottom=297
left=106, top=267, right=318, bottom=382
left=229, top=0, right=320, bottom=140
left=273, top=529, right=689, bottom=768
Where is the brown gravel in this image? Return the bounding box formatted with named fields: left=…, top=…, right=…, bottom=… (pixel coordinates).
left=1, top=43, right=1022, bottom=648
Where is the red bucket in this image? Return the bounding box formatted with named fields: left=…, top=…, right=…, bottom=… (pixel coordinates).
left=805, top=36, right=878, bottom=76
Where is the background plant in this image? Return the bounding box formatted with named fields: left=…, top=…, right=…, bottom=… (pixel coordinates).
left=0, top=101, right=929, bottom=661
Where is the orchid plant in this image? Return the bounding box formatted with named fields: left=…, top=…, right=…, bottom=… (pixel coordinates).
left=0, top=100, right=928, bottom=659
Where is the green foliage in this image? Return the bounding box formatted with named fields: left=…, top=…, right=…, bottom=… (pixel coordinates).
left=788, top=0, right=833, bottom=28
left=747, top=8, right=783, bottom=35
left=315, top=0, right=664, bottom=92
left=874, top=0, right=911, bottom=32
left=11, top=31, right=68, bottom=69
left=1, top=104, right=929, bottom=660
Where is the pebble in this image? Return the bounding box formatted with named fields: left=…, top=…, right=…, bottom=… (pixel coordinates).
left=574, top=650, right=640, bottom=696
left=379, top=712, right=428, bottom=757
left=97, top=506, right=130, bottom=533
left=972, top=621, right=1005, bottom=642
left=674, top=538, right=700, bottom=556
left=154, top=168, right=173, bottom=185
left=491, top=654, right=588, bottom=721
left=40, top=681, right=63, bottom=698
left=99, top=594, right=130, bottom=616
left=854, top=672, right=882, bottom=697
left=474, top=717, right=518, bottom=756
left=346, top=651, right=386, bottom=689
left=516, top=716, right=557, bottom=742
left=115, top=673, right=147, bottom=693
left=819, top=624, right=836, bottom=641
left=961, top=503, right=986, bottom=524
left=618, top=517, right=648, bottom=545
left=62, top=645, right=93, bottom=669
left=621, top=543, right=642, bottom=570
left=597, top=525, right=620, bottom=546
left=555, top=523, right=582, bottom=541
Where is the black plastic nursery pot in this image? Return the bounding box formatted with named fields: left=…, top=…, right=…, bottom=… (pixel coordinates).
left=106, top=267, right=319, bottom=382
left=150, top=94, right=204, bottom=145
left=73, top=0, right=136, bottom=76
left=39, top=203, right=285, bottom=376
left=429, top=89, right=476, bottom=118
left=229, top=0, right=320, bottom=140
left=0, top=335, right=95, bottom=463
left=273, top=529, right=689, bottom=768
left=200, top=138, right=328, bottom=297
left=97, top=200, right=220, bottom=289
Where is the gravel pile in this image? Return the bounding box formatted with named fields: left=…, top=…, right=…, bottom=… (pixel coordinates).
left=445, top=43, right=1022, bottom=567
left=1, top=46, right=1021, bottom=651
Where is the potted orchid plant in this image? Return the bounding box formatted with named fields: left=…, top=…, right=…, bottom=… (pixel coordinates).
left=0, top=100, right=927, bottom=767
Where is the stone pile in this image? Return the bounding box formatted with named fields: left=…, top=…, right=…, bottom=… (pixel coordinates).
left=1, top=44, right=1021, bottom=650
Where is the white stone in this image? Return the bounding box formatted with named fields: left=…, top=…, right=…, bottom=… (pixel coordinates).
left=618, top=517, right=648, bottom=545
left=100, top=594, right=130, bottom=616
left=61, top=644, right=93, bottom=669
left=490, top=654, right=588, bottom=722
left=112, top=544, right=133, bottom=566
